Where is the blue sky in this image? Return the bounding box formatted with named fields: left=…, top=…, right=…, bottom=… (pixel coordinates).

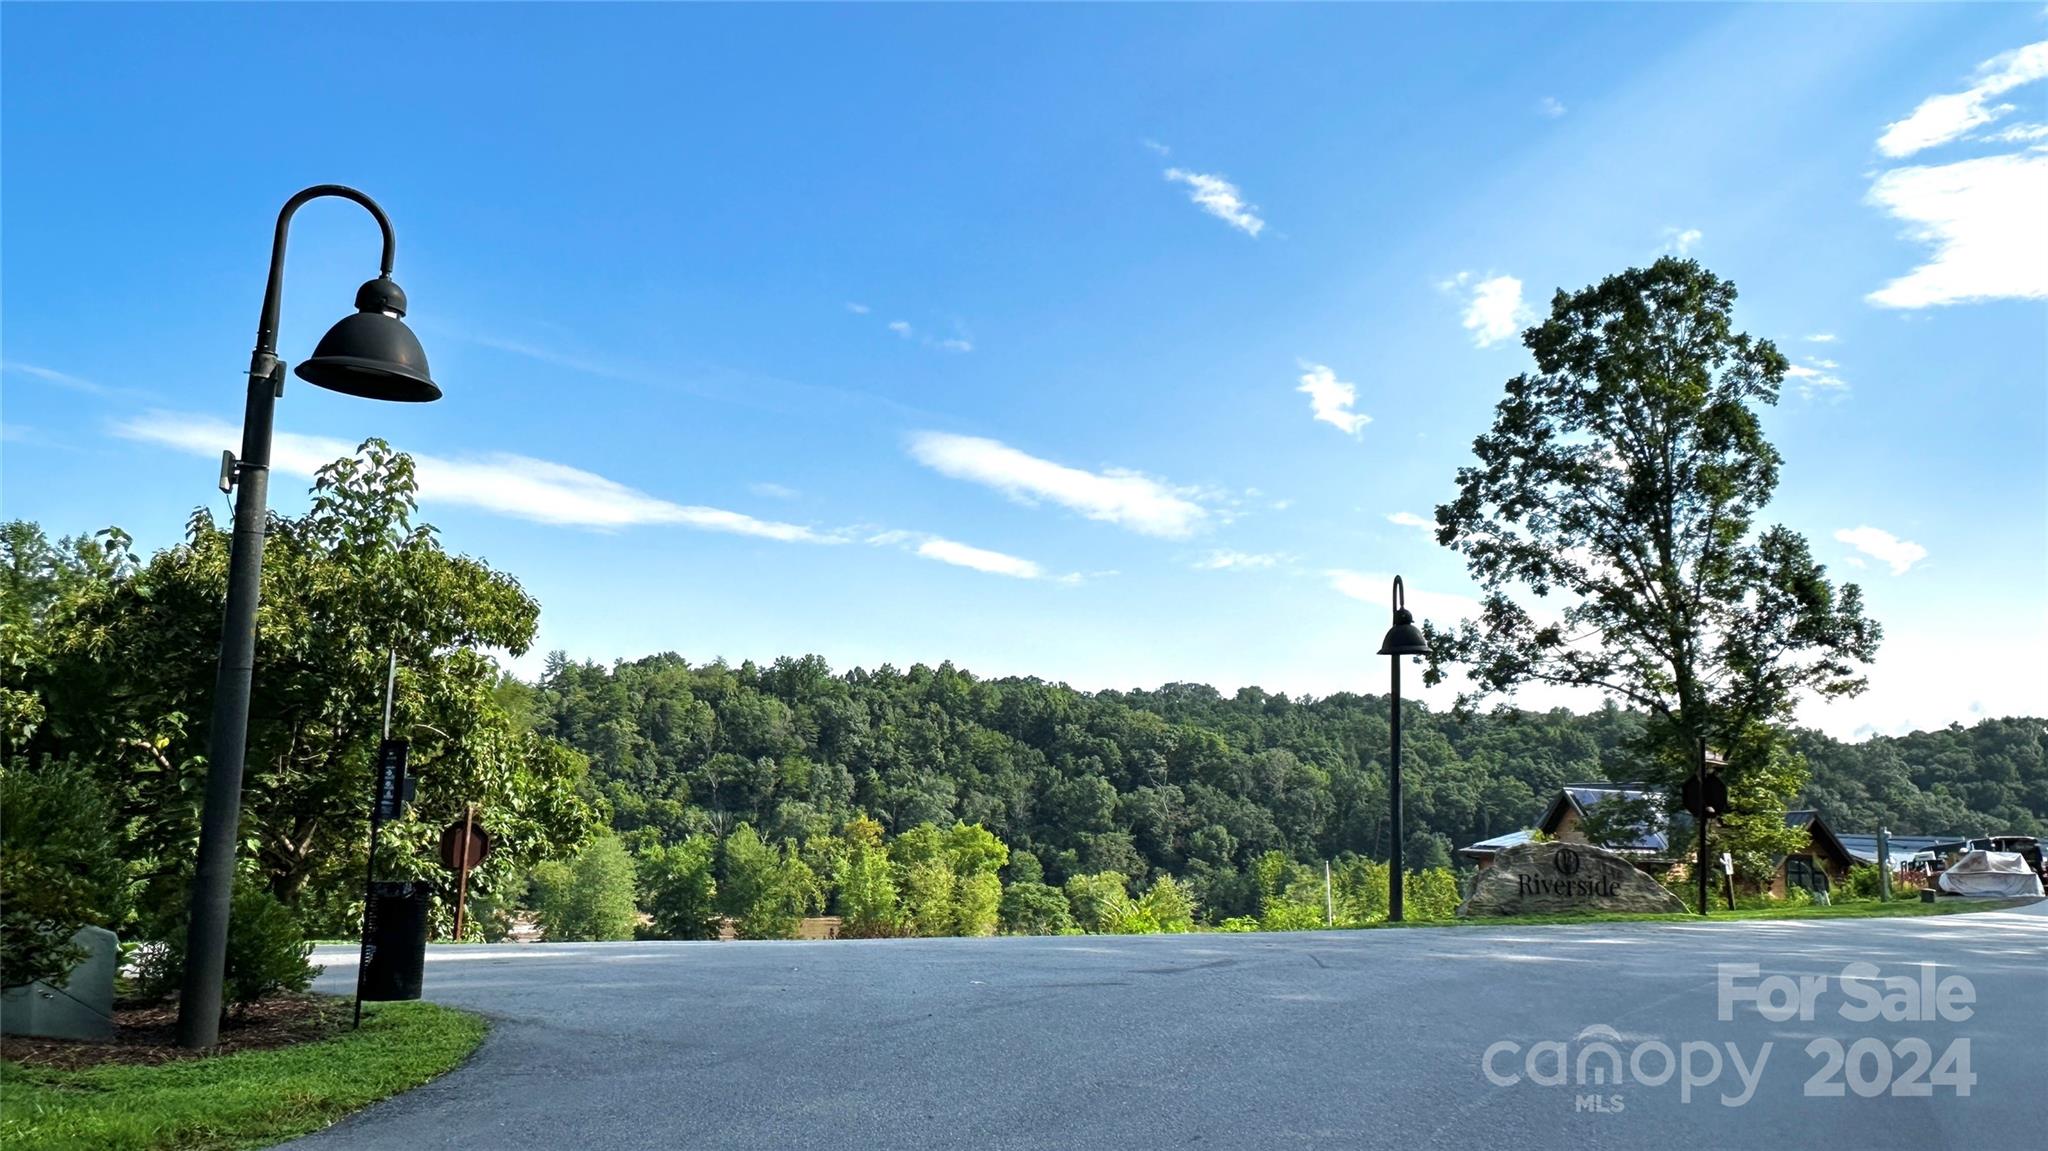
left=4, top=4, right=2044, bottom=739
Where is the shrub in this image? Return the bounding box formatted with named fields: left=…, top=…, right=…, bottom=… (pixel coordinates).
left=134, top=875, right=319, bottom=1017
left=1137, top=875, right=1196, bottom=933
left=1843, top=863, right=1886, bottom=902
left=1406, top=868, right=1464, bottom=921
left=998, top=882, right=1074, bottom=935
left=1215, top=916, right=1261, bottom=933
left=1, top=760, right=127, bottom=987
left=1259, top=899, right=1326, bottom=932
left=1063, top=872, right=1133, bottom=934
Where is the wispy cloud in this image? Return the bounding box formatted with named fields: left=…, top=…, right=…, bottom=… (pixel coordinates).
left=845, top=302, right=871, bottom=315
left=1443, top=272, right=1531, bottom=348
left=1163, top=168, right=1266, bottom=237
left=1805, top=333, right=1838, bottom=343
left=1868, top=40, right=2048, bottom=308
left=937, top=337, right=975, bottom=353
left=1326, top=569, right=1482, bottom=622
left=1386, top=511, right=1435, bottom=535
left=1295, top=362, right=1371, bottom=436
left=1141, top=138, right=1172, bottom=156
left=1786, top=357, right=1851, bottom=399
left=749, top=482, right=799, bottom=500
left=1976, top=122, right=2048, bottom=144
left=1834, top=525, right=1927, bottom=574
left=1193, top=550, right=1285, bottom=571
left=1661, top=227, right=1703, bottom=255
left=1877, top=41, right=2048, bottom=158
left=907, top=431, right=1210, bottom=538
left=1537, top=96, right=1567, bottom=119
left=867, top=529, right=1060, bottom=581
left=3, top=360, right=148, bottom=400
left=115, top=410, right=842, bottom=542
left=887, top=320, right=913, bottom=338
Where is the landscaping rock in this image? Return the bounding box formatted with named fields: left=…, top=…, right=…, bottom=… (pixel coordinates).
left=1457, top=841, right=1686, bottom=917
left=0, top=925, right=118, bottom=1040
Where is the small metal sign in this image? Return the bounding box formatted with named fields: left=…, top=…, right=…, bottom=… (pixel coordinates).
left=1681, top=773, right=1728, bottom=819
left=1720, top=851, right=1735, bottom=875
left=439, top=821, right=492, bottom=870
left=372, top=738, right=410, bottom=822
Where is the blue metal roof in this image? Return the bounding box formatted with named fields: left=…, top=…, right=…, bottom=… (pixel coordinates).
left=1458, top=829, right=1535, bottom=857
left=1835, top=833, right=1968, bottom=864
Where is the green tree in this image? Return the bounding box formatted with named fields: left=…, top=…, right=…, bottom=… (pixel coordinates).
left=637, top=834, right=721, bottom=940
left=998, top=882, right=1075, bottom=934
left=1063, top=871, right=1137, bottom=934
left=1427, top=259, right=1881, bottom=802
left=532, top=833, right=639, bottom=942
left=718, top=824, right=819, bottom=939
left=837, top=815, right=903, bottom=937
left=1137, top=874, right=1195, bottom=933
left=5, top=444, right=597, bottom=934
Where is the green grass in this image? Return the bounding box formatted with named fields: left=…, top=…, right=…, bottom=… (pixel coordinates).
left=0, top=1001, right=486, bottom=1151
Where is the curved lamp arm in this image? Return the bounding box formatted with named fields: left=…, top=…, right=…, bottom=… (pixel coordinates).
left=255, top=184, right=396, bottom=359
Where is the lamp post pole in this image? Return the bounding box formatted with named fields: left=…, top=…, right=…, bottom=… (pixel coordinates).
left=177, top=187, right=434, bottom=1050
left=1377, top=576, right=1431, bottom=924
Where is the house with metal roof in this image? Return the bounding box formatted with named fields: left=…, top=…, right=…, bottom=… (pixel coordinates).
left=1459, top=784, right=1679, bottom=871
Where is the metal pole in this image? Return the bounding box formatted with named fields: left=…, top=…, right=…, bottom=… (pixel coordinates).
left=454, top=804, right=475, bottom=940
left=1877, top=827, right=1892, bottom=901
left=1696, top=738, right=1710, bottom=917
left=177, top=186, right=401, bottom=1051
left=1390, top=653, right=1404, bottom=923
left=355, top=650, right=400, bottom=1028
left=1324, top=860, right=1333, bottom=927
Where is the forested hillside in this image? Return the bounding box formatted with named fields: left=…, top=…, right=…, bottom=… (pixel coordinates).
left=523, top=652, right=2047, bottom=918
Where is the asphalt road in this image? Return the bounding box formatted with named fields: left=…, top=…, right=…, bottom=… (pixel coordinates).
left=294, top=904, right=2048, bottom=1151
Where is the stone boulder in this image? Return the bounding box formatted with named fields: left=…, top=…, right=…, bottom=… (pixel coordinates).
left=0, top=925, right=118, bottom=1040
left=1457, top=841, right=1686, bottom=917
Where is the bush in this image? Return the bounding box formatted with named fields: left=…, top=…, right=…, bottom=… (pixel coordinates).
left=1259, top=899, right=1326, bottom=932
left=532, top=832, right=639, bottom=941
left=1063, top=872, right=1133, bottom=934
left=1406, top=868, right=1464, bottom=921
left=998, top=882, right=1074, bottom=935
left=1137, top=875, right=1196, bottom=933
left=134, top=875, right=319, bottom=1017
left=1, top=760, right=127, bottom=987
left=1215, top=916, right=1261, bottom=933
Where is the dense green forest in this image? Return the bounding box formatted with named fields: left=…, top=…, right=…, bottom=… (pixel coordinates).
left=518, top=651, right=2048, bottom=922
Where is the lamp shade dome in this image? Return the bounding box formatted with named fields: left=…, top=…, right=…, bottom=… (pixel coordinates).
left=294, top=276, right=439, bottom=402
left=1378, top=608, right=1431, bottom=656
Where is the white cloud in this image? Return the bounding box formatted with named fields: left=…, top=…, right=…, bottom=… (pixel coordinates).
left=1295, top=362, right=1371, bottom=435
left=1456, top=274, right=1531, bottom=348
left=1662, top=227, right=1703, bottom=255
left=938, top=337, right=974, bottom=353
left=1142, top=138, right=1172, bottom=156
left=1785, top=361, right=1850, bottom=399
left=1194, top=550, right=1284, bottom=571
left=115, top=411, right=841, bottom=542
left=845, top=302, right=871, bottom=315
left=1537, top=96, right=1567, bottom=118
left=749, top=482, right=799, bottom=500
left=1805, top=333, right=1838, bottom=343
left=915, top=537, right=1044, bottom=580
left=1877, top=41, right=2048, bottom=158
left=907, top=431, right=1209, bottom=538
left=1326, top=569, right=1483, bottom=624
left=1163, top=168, right=1266, bottom=236
left=1833, top=525, right=1927, bottom=574
left=1865, top=150, right=2048, bottom=307
left=2, top=360, right=141, bottom=399
left=1976, top=122, right=2048, bottom=143
left=887, top=320, right=913, bottom=337
left=1386, top=511, right=1435, bottom=534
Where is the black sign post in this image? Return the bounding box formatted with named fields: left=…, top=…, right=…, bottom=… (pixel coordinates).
left=355, top=735, right=409, bottom=1027
left=1681, top=740, right=1729, bottom=917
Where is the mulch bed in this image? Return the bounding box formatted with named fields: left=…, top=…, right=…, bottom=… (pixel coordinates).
left=1, top=994, right=351, bottom=1070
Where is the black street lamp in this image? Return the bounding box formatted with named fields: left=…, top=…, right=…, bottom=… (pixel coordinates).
left=1377, top=575, right=1430, bottom=922
left=177, top=186, right=437, bottom=1050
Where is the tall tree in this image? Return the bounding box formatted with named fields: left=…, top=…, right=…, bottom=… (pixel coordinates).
left=1427, top=258, right=1881, bottom=793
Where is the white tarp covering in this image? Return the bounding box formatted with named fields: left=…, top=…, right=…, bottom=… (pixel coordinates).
left=1936, top=850, right=2045, bottom=897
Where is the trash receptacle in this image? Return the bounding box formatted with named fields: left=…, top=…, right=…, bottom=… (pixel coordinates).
left=361, top=881, right=430, bottom=1001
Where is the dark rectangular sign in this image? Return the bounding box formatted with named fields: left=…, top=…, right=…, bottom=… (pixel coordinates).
left=373, top=738, right=410, bottom=822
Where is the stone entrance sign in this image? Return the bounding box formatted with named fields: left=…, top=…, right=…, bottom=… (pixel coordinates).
left=1457, top=840, right=1686, bottom=916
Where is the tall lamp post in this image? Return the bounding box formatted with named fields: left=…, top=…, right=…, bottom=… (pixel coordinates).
left=1377, top=576, right=1431, bottom=922
left=177, top=186, right=439, bottom=1049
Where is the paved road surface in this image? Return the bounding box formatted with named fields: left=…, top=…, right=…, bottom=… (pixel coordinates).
left=295, top=904, right=2047, bottom=1150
